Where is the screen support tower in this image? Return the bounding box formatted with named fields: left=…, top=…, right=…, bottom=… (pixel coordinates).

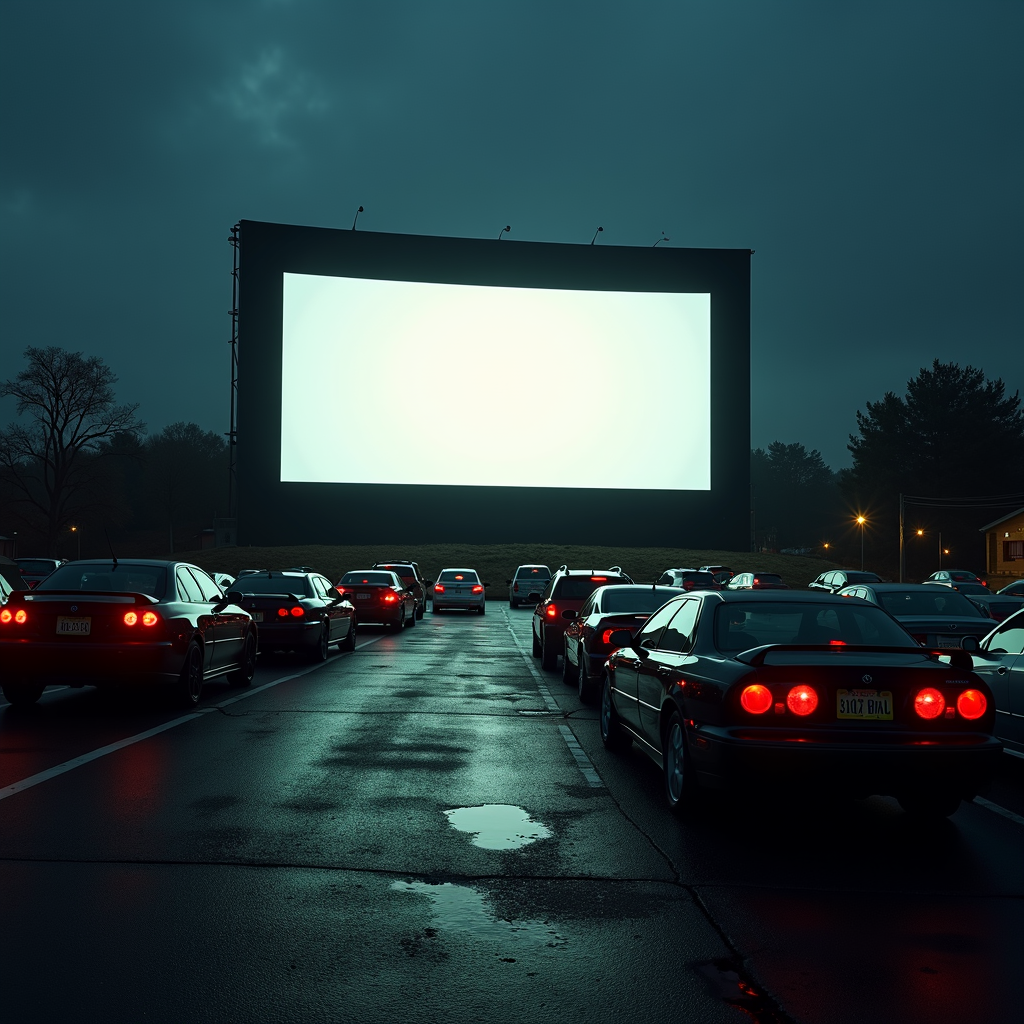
left=227, top=223, right=240, bottom=521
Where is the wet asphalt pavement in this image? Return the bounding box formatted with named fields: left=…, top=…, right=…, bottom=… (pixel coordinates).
left=0, top=606, right=1021, bottom=1023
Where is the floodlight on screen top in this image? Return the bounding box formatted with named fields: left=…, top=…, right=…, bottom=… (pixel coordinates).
left=281, top=272, right=711, bottom=491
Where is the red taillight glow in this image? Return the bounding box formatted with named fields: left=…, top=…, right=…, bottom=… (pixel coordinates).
left=142, top=611, right=158, bottom=627
left=602, top=628, right=624, bottom=645
left=455, top=575, right=464, bottom=580
left=14, top=609, right=26, bottom=624
left=914, top=687, right=946, bottom=719
left=786, top=685, right=819, bottom=716
left=124, top=611, right=138, bottom=626
left=514, top=583, right=519, bottom=592
left=278, top=607, right=289, bottom=618
left=434, top=584, right=444, bottom=593
left=545, top=604, right=557, bottom=618
left=472, top=585, right=484, bottom=593
left=290, top=606, right=304, bottom=617
left=590, top=576, right=607, bottom=582
left=956, top=689, right=987, bottom=720
left=0, top=609, right=13, bottom=624
left=740, top=684, right=773, bottom=714
left=383, top=593, right=397, bottom=603
left=828, top=639, right=847, bottom=646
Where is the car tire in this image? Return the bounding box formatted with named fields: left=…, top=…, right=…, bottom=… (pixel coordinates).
left=340, top=619, right=356, bottom=652
left=578, top=656, right=595, bottom=705
left=561, top=640, right=575, bottom=685
left=479, top=603, right=486, bottom=615
left=309, top=620, right=330, bottom=661
left=663, top=710, right=698, bottom=813
left=600, top=672, right=632, bottom=752
left=540, top=632, right=557, bottom=671
left=178, top=642, right=204, bottom=708
left=416, top=602, right=424, bottom=620
left=407, top=603, right=416, bottom=628
left=510, top=597, right=519, bottom=609
left=897, top=790, right=961, bottom=819
left=229, top=629, right=257, bottom=687
left=532, top=627, right=541, bottom=657
left=2, top=680, right=45, bottom=708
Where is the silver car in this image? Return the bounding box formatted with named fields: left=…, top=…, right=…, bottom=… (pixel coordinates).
left=507, top=564, right=551, bottom=607
left=432, top=568, right=488, bottom=614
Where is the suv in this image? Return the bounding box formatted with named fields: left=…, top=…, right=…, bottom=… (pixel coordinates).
left=532, top=565, right=633, bottom=670
left=372, top=560, right=432, bottom=619
left=507, top=564, right=551, bottom=607
left=655, top=568, right=719, bottom=591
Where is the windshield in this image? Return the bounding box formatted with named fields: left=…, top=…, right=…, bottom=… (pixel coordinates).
left=39, top=563, right=167, bottom=599
left=438, top=570, right=479, bottom=583
left=234, top=575, right=314, bottom=596
left=600, top=587, right=677, bottom=614
left=516, top=567, right=550, bottom=580
left=715, top=602, right=914, bottom=651
left=877, top=590, right=985, bottom=618
left=554, top=576, right=628, bottom=600
left=340, top=572, right=397, bottom=586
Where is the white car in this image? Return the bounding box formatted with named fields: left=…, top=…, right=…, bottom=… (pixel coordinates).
left=432, top=568, right=488, bottom=614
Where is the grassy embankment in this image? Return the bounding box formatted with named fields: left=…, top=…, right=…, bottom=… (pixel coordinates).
left=170, top=543, right=848, bottom=595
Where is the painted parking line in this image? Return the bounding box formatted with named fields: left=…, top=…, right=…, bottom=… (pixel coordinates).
left=0, top=634, right=387, bottom=803
left=502, top=608, right=604, bottom=788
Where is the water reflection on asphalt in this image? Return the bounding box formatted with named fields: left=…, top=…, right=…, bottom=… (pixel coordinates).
left=444, top=804, right=553, bottom=850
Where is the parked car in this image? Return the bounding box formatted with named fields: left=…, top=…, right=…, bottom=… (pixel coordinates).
left=837, top=582, right=992, bottom=648
left=507, top=564, right=551, bottom=608
left=809, top=569, right=882, bottom=594
left=372, top=561, right=431, bottom=619
left=698, top=565, right=735, bottom=585
left=229, top=569, right=356, bottom=658
left=212, top=572, right=236, bottom=592
left=15, top=557, right=66, bottom=589
left=532, top=565, right=634, bottom=670
left=926, top=569, right=987, bottom=587
left=0, top=574, right=13, bottom=605
left=726, top=571, right=789, bottom=590
left=964, top=608, right=1024, bottom=757
left=655, top=568, right=719, bottom=591
left=432, top=568, right=488, bottom=614
left=996, top=580, right=1024, bottom=598
left=335, top=569, right=415, bottom=630
left=599, top=590, right=1000, bottom=819
left=0, top=559, right=257, bottom=708
left=562, top=585, right=680, bottom=703
left=923, top=580, right=1024, bottom=622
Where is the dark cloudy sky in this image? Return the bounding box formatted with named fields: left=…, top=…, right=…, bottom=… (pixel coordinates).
left=2, top=1, right=1021, bottom=470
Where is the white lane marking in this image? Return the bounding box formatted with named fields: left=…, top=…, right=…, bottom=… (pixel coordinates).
left=973, top=796, right=1024, bottom=828
left=1001, top=747, right=1024, bottom=761
left=0, top=634, right=387, bottom=802
left=502, top=608, right=604, bottom=788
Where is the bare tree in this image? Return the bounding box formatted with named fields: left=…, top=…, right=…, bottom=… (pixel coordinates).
left=0, top=347, right=144, bottom=555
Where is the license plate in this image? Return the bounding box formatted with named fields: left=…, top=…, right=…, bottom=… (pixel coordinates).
left=837, top=689, right=893, bottom=720
left=936, top=635, right=961, bottom=648
left=57, top=616, right=91, bottom=636
left=450, top=587, right=463, bottom=595
left=356, top=593, right=370, bottom=600
left=252, top=611, right=263, bottom=622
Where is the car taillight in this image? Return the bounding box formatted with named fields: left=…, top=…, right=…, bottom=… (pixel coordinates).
left=545, top=604, right=558, bottom=618
left=278, top=607, right=289, bottom=617
left=828, top=639, right=847, bottom=645
left=786, top=685, right=818, bottom=716
left=956, top=689, right=987, bottom=720
left=740, top=684, right=772, bottom=714
left=434, top=584, right=444, bottom=593
left=336, top=587, right=346, bottom=596
left=383, top=593, right=397, bottom=603
left=513, top=583, right=519, bottom=592
left=2, top=608, right=27, bottom=624
left=590, top=576, right=607, bottom=582
left=914, top=687, right=945, bottom=719
left=472, top=585, right=483, bottom=593
left=602, top=628, right=626, bottom=645
left=142, top=611, right=159, bottom=627
left=0, top=609, right=11, bottom=624
left=290, top=606, right=304, bottom=617
left=124, top=611, right=138, bottom=626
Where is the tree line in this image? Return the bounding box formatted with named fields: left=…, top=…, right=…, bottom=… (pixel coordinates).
left=2, top=348, right=1022, bottom=573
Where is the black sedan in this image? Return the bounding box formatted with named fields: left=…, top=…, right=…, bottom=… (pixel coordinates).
left=562, top=585, right=681, bottom=703
left=599, top=591, right=1000, bottom=819
left=962, top=608, right=1024, bottom=758
left=836, top=582, right=993, bottom=647
left=334, top=570, right=416, bottom=629
left=0, top=559, right=257, bottom=708
left=228, top=570, right=356, bottom=659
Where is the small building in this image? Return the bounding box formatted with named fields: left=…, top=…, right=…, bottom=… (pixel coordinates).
left=979, top=507, right=1024, bottom=579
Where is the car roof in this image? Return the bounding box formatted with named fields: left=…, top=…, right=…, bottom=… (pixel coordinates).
left=438, top=567, right=479, bottom=573
left=844, top=582, right=939, bottom=591
left=709, top=590, right=851, bottom=605
left=515, top=564, right=550, bottom=570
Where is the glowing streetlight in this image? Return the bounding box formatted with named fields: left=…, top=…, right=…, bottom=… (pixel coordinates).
left=70, top=525, right=80, bottom=560
left=855, top=516, right=867, bottom=571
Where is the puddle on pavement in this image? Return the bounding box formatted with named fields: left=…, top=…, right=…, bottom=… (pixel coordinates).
left=392, top=881, right=566, bottom=946
left=444, top=804, right=553, bottom=850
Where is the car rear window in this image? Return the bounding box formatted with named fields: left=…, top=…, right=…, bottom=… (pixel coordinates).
left=378, top=565, right=415, bottom=579
left=955, top=583, right=989, bottom=595
left=715, top=602, right=913, bottom=650
left=600, top=587, right=676, bottom=613
left=554, top=575, right=628, bottom=600
left=878, top=590, right=985, bottom=618
left=17, top=559, right=58, bottom=574
left=235, top=575, right=314, bottom=596
left=845, top=572, right=881, bottom=583
left=39, top=563, right=166, bottom=599
left=438, top=570, right=480, bottom=583
left=515, top=567, right=550, bottom=580
left=754, top=574, right=783, bottom=584
left=341, top=571, right=397, bottom=586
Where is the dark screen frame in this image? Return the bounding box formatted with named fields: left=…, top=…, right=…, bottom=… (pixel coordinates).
left=237, top=219, right=750, bottom=547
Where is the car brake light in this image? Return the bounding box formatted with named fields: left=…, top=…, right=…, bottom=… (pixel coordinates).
left=336, top=587, right=346, bottom=596
left=914, top=687, right=945, bottom=719
left=290, top=606, right=304, bottom=617
left=786, top=685, right=818, bottom=716
left=383, top=593, right=397, bottom=603
left=602, top=628, right=630, bottom=645
left=0, top=609, right=11, bottom=624
left=434, top=584, right=444, bottom=593
left=124, top=611, right=138, bottom=626
left=956, top=689, right=987, bottom=720
left=455, top=575, right=464, bottom=580
left=590, top=576, right=607, bottom=582
left=753, top=578, right=760, bottom=586
left=546, top=604, right=558, bottom=618
left=15, top=609, right=26, bottom=624
left=278, top=607, right=289, bottom=617
left=740, top=684, right=772, bottom=714
left=828, top=639, right=847, bottom=645
left=142, top=611, right=159, bottom=627
left=472, top=585, right=483, bottom=593
left=513, top=583, right=519, bottom=592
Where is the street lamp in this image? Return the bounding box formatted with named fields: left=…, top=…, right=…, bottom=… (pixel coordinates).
left=856, top=516, right=866, bottom=571
left=70, top=525, right=80, bottom=560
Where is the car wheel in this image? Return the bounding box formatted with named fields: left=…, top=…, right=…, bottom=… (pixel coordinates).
left=663, top=710, right=698, bottom=813
left=577, top=656, right=595, bottom=705
left=532, top=627, right=541, bottom=657
left=310, top=620, right=330, bottom=660
left=229, top=629, right=257, bottom=687
left=561, top=640, right=575, bottom=685
left=178, top=642, right=204, bottom=708
left=416, top=602, right=424, bottom=620
left=340, top=618, right=356, bottom=652
left=600, top=672, right=631, bottom=752
left=540, top=632, right=557, bottom=671
left=510, top=597, right=519, bottom=608
left=479, top=602, right=486, bottom=615
left=2, top=680, right=45, bottom=708
left=897, top=790, right=961, bottom=819
left=407, top=603, right=416, bottom=628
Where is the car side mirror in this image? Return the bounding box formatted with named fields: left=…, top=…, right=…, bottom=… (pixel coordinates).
left=561, top=609, right=577, bottom=620
left=960, top=635, right=979, bottom=653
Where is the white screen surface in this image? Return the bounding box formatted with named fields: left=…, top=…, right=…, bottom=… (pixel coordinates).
left=281, top=273, right=711, bottom=490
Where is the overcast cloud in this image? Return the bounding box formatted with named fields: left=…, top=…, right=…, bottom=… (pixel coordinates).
left=2, top=0, right=1021, bottom=469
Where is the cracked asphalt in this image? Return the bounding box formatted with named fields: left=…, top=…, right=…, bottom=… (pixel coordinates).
left=0, top=606, right=1020, bottom=1023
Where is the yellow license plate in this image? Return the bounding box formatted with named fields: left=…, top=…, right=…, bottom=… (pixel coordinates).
left=837, top=689, right=892, bottom=720
left=56, top=616, right=91, bottom=636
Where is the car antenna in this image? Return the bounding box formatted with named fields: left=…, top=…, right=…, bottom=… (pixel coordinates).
left=103, top=527, right=118, bottom=567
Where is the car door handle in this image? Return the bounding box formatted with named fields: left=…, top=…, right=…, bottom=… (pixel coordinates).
left=657, top=666, right=672, bottom=676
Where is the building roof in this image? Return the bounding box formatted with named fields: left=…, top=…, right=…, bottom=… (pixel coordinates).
left=978, top=507, right=1024, bottom=532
